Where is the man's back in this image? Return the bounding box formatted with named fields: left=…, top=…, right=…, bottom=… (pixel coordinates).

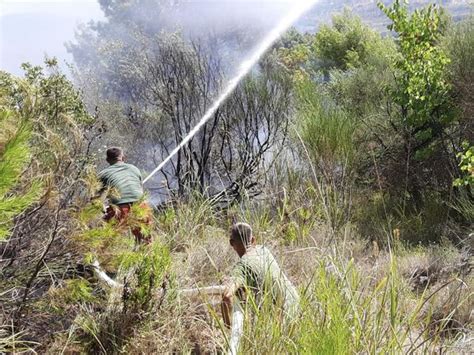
left=99, top=162, right=144, bottom=205
left=231, top=245, right=299, bottom=316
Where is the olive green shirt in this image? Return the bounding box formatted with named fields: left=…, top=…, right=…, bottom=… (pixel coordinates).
left=98, top=162, right=144, bottom=205
left=230, top=245, right=299, bottom=317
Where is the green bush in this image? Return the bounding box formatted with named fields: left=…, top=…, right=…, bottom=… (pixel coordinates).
left=379, top=0, right=455, bottom=160
left=314, top=9, right=393, bottom=72
left=0, top=109, right=42, bottom=240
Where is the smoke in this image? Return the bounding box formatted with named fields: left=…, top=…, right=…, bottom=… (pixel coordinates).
left=112, top=0, right=303, bottom=32
left=164, top=1, right=301, bottom=32
left=172, top=1, right=307, bottom=71
left=72, top=0, right=310, bottom=69
left=68, top=0, right=315, bottom=106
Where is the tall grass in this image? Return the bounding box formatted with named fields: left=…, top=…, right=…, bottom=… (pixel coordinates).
left=296, top=79, right=356, bottom=168
left=223, top=254, right=470, bottom=354
left=295, top=79, right=356, bottom=233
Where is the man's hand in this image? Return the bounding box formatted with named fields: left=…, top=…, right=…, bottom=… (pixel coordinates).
left=221, top=281, right=237, bottom=328
left=223, top=282, right=236, bottom=301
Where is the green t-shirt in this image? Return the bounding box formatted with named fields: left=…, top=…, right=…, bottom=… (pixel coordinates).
left=98, top=162, right=144, bottom=205
left=230, top=245, right=299, bottom=317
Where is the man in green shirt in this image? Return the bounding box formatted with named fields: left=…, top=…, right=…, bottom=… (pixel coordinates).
left=98, top=147, right=144, bottom=205
left=98, top=147, right=152, bottom=243
left=221, top=222, right=299, bottom=328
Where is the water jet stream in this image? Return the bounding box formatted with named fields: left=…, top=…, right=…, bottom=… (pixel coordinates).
left=143, top=0, right=318, bottom=184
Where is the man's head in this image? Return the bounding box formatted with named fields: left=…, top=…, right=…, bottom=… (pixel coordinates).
left=106, top=147, right=124, bottom=165
left=230, top=222, right=255, bottom=257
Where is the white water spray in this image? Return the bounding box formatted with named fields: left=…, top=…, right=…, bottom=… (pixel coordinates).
left=143, top=0, right=318, bottom=184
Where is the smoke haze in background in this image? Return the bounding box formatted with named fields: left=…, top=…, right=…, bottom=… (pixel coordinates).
left=1, top=0, right=308, bottom=76
left=67, top=0, right=315, bottom=79
left=2, top=0, right=470, bottom=76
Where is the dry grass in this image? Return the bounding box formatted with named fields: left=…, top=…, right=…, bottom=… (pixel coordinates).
left=107, top=203, right=472, bottom=354
left=7, top=197, right=471, bottom=354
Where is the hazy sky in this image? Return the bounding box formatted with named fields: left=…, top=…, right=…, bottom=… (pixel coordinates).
left=0, top=0, right=104, bottom=75
left=0, top=0, right=306, bottom=76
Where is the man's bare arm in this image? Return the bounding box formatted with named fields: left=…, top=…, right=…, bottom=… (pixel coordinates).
left=221, top=281, right=238, bottom=328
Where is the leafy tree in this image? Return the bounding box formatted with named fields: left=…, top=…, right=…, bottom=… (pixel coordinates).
left=275, top=28, right=313, bottom=80
left=349, top=1, right=468, bottom=244
left=379, top=0, right=454, bottom=160
left=274, top=11, right=398, bottom=233
left=276, top=10, right=397, bottom=117
left=314, top=9, right=394, bottom=72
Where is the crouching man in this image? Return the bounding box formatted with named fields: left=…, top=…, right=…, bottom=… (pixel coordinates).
left=97, top=147, right=152, bottom=244
left=221, top=222, right=299, bottom=328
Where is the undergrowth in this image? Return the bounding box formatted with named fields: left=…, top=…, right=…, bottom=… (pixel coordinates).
left=49, top=195, right=469, bottom=354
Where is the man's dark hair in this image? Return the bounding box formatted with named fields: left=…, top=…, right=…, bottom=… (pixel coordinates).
left=231, top=222, right=253, bottom=246
left=106, top=147, right=123, bottom=164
